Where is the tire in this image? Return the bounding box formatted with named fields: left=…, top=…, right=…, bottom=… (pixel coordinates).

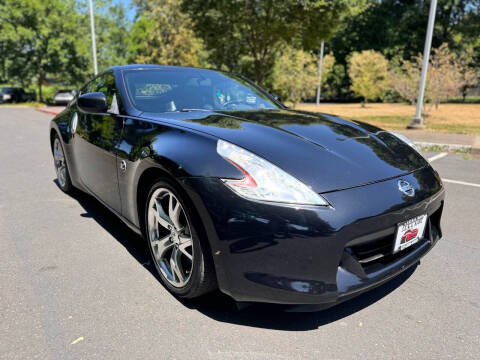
left=52, top=134, right=73, bottom=193
left=144, top=179, right=217, bottom=298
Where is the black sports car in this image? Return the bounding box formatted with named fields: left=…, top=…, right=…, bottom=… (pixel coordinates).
left=50, top=65, right=444, bottom=310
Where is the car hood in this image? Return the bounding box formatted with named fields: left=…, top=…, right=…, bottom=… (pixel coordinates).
left=141, top=109, right=428, bottom=193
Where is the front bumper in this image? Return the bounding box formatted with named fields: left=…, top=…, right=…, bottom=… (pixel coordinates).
left=182, top=165, right=444, bottom=307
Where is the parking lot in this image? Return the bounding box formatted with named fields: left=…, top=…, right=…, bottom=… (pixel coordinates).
left=1, top=107, right=479, bottom=359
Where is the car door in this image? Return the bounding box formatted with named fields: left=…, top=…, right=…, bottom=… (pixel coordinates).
left=73, top=71, right=123, bottom=213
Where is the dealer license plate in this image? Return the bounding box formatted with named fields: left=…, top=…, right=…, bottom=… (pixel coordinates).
left=393, top=215, right=427, bottom=253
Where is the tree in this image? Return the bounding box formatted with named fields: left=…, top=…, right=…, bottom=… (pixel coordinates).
left=69, top=0, right=130, bottom=74
left=182, top=0, right=367, bottom=85
left=456, top=45, right=479, bottom=101
left=328, top=0, right=480, bottom=100
left=388, top=44, right=471, bottom=109
left=425, top=43, right=462, bottom=109
left=348, top=50, right=388, bottom=105
left=0, top=39, right=13, bottom=84
left=0, top=0, right=88, bottom=101
left=388, top=59, right=421, bottom=105
left=128, top=0, right=207, bottom=67
left=271, top=47, right=317, bottom=107
left=95, top=2, right=130, bottom=69
left=318, top=54, right=337, bottom=100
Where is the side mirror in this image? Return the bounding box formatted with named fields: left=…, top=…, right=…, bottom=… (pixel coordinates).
left=78, top=92, right=108, bottom=114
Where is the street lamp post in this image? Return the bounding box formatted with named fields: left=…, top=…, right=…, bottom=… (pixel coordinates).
left=88, top=0, right=98, bottom=75
left=316, top=40, right=325, bottom=105
left=408, top=0, right=437, bottom=129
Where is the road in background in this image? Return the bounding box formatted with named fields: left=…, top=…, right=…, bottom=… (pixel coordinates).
left=1, top=108, right=479, bottom=359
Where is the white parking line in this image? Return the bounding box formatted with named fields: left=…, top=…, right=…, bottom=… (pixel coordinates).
left=428, top=152, right=448, bottom=162
left=424, top=152, right=480, bottom=188
left=442, top=179, right=480, bottom=188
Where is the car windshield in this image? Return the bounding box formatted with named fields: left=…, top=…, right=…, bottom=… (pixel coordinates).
left=122, top=68, right=279, bottom=113
left=1, top=88, right=13, bottom=94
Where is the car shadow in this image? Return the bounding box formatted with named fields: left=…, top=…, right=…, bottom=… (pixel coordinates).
left=61, top=181, right=418, bottom=332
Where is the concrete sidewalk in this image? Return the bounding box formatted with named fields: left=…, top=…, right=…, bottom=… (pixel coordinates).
left=36, top=105, right=480, bottom=155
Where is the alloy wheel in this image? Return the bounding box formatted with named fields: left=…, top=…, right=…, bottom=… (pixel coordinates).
left=147, top=188, right=194, bottom=287
left=53, top=138, right=67, bottom=188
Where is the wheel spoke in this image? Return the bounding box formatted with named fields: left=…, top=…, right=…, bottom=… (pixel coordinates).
left=178, top=234, right=193, bottom=260
left=151, top=233, right=173, bottom=259
left=147, top=187, right=194, bottom=288
left=154, top=198, right=173, bottom=230
left=54, top=141, right=64, bottom=159
left=170, top=247, right=186, bottom=283
left=58, top=167, right=65, bottom=185
left=54, top=149, right=63, bottom=161
left=168, top=194, right=182, bottom=230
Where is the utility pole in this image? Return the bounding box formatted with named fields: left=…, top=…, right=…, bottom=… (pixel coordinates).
left=88, top=0, right=98, bottom=75
left=408, top=0, right=437, bottom=129
left=316, top=40, right=325, bottom=105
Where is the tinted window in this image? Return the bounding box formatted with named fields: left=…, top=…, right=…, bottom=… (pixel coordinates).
left=82, top=72, right=119, bottom=111
left=122, top=68, right=279, bottom=113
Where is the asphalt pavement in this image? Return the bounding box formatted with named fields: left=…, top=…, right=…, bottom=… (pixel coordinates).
left=1, top=107, right=479, bottom=359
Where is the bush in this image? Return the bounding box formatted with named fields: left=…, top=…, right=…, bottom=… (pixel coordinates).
left=271, top=47, right=318, bottom=107
left=348, top=50, right=388, bottom=105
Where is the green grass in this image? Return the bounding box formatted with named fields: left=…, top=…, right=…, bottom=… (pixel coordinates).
left=417, top=144, right=449, bottom=152
left=446, top=96, right=480, bottom=104
left=417, top=144, right=471, bottom=154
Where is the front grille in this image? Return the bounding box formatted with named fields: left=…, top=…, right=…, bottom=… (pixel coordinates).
left=348, top=233, right=395, bottom=264
left=341, top=203, right=443, bottom=277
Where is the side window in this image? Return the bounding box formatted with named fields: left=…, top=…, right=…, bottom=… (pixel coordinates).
left=89, top=74, right=110, bottom=96
left=83, top=72, right=121, bottom=113
left=80, top=78, right=95, bottom=95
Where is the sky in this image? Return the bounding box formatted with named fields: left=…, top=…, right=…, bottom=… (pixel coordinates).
left=113, top=0, right=136, bottom=22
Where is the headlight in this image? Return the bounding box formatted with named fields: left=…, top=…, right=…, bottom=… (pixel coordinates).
left=3, top=94, right=11, bottom=100
left=216, top=139, right=328, bottom=206
left=390, top=131, right=417, bottom=150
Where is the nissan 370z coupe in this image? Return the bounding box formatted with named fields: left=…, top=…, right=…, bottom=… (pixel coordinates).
left=50, top=65, right=444, bottom=310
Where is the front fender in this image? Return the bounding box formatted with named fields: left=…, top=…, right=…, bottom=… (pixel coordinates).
left=116, top=117, right=240, bottom=228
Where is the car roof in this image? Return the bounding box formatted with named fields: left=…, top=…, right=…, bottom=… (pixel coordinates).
left=105, top=64, right=217, bottom=72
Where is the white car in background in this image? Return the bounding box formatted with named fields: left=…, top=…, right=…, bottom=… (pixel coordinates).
left=53, top=89, right=77, bottom=105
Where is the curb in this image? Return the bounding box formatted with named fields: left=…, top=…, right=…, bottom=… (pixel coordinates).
left=414, top=141, right=472, bottom=152
left=35, top=107, right=61, bottom=116
left=472, top=136, right=480, bottom=156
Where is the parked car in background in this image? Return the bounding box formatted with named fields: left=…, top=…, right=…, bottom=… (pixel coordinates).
left=0, top=87, right=36, bottom=103
left=53, top=89, right=77, bottom=105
